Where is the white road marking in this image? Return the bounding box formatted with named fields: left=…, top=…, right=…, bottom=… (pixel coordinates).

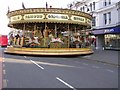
left=83, top=63, right=88, bottom=65
left=3, top=79, right=7, bottom=88
left=30, top=60, right=44, bottom=70
left=4, top=58, right=82, bottom=69
left=83, top=56, right=91, bottom=58
left=56, top=77, right=77, bottom=90
left=75, top=61, right=81, bottom=63
left=24, top=56, right=27, bottom=58
left=92, top=66, right=100, bottom=69
left=106, top=69, right=114, bottom=73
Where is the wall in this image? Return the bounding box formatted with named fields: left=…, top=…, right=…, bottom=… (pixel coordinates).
left=96, top=35, right=105, bottom=49
left=94, top=0, right=119, bottom=29
left=117, top=1, right=120, bottom=25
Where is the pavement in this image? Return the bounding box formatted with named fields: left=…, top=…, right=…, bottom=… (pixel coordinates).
left=0, top=49, right=3, bottom=90
left=81, top=49, right=119, bottom=66
left=0, top=59, right=2, bottom=90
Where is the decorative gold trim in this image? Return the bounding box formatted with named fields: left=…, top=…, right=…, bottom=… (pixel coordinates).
left=8, top=19, right=91, bottom=26
left=4, top=47, right=93, bottom=56
left=8, top=13, right=92, bottom=26
left=7, top=8, right=92, bottom=19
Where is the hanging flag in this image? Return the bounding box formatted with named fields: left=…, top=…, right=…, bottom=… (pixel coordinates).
left=46, top=2, right=48, bottom=8
left=70, top=4, right=73, bottom=9
left=50, top=5, right=52, bottom=8
left=22, top=2, right=26, bottom=9
left=7, top=6, right=10, bottom=13
left=46, top=2, right=48, bottom=11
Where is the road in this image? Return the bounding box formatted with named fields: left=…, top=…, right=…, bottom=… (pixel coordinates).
left=1, top=49, right=118, bottom=89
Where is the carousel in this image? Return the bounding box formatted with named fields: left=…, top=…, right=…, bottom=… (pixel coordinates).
left=4, top=7, right=93, bottom=56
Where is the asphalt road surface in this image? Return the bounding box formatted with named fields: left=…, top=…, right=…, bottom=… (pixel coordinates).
left=2, top=51, right=118, bottom=89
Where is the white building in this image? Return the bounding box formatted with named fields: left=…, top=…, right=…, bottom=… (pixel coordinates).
left=71, top=0, right=120, bottom=50
left=117, top=1, right=120, bottom=25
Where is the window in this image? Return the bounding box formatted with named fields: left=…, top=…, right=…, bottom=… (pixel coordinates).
left=93, top=2, right=95, bottom=10
left=105, top=34, right=120, bottom=49
left=108, top=12, right=111, bottom=24
left=87, top=7, right=90, bottom=12
left=108, top=0, right=111, bottom=5
left=80, top=7, right=82, bottom=11
left=83, top=6, right=85, bottom=12
left=104, top=0, right=107, bottom=6
left=92, top=17, right=96, bottom=26
left=90, top=3, right=92, bottom=11
left=103, top=13, right=107, bottom=24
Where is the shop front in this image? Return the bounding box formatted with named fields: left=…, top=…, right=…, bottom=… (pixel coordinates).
left=93, top=26, right=120, bottom=50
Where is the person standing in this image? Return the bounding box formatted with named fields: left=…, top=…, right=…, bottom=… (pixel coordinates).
left=9, top=34, right=14, bottom=46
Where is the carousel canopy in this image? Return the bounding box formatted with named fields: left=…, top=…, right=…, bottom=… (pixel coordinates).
left=7, top=8, right=92, bottom=26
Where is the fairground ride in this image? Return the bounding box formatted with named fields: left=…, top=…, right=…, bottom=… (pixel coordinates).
left=4, top=7, right=93, bottom=56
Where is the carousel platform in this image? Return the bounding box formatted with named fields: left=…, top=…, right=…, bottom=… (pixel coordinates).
left=4, top=47, right=93, bottom=56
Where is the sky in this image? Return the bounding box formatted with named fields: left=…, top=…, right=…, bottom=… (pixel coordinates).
left=0, top=0, right=75, bottom=35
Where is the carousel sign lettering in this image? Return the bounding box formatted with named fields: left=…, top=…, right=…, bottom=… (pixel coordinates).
left=47, top=14, right=69, bottom=20
left=23, top=14, right=44, bottom=20
left=71, top=16, right=85, bottom=23
left=10, top=15, right=22, bottom=22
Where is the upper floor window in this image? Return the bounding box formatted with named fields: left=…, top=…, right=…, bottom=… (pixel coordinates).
left=83, top=6, right=85, bottom=12
left=108, top=12, right=111, bottom=24
left=92, top=17, right=96, bottom=26
left=87, top=7, right=90, bottom=12
left=108, top=0, right=111, bottom=5
left=90, top=3, right=92, bottom=11
left=103, top=13, right=107, bottom=24
left=104, top=0, right=107, bottom=6
left=93, top=2, right=95, bottom=10
left=80, top=7, right=82, bottom=11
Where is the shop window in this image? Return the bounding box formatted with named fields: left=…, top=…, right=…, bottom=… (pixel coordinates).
left=105, top=34, right=120, bottom=49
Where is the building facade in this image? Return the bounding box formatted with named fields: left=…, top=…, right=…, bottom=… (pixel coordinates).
left=71, top=0, right=120, bottom=50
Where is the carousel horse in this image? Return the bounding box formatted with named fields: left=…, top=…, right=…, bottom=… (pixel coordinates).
left=43, top=29, right=51, bottom=37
